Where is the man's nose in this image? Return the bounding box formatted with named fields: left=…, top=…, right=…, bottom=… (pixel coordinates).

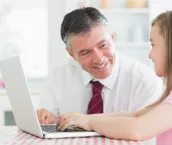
left=92, top=49, right=103, bottom=64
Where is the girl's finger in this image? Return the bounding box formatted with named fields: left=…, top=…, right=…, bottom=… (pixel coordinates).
left=57, top=117, right=71, bottom=130
left=60, top=119, right=76, bottom=131
left=59, top=114, right=66, bottom=124
left=58, top=117, right=76, bottom=130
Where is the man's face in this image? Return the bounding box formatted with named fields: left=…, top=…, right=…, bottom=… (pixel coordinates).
left=67, top=25, right=115, bottom=79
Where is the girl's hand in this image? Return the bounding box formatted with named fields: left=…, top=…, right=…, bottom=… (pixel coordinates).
left=57, top=112, right=92, bottom=131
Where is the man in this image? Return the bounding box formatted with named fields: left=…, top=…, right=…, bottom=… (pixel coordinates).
left=37, top=7, right=162, bottom=126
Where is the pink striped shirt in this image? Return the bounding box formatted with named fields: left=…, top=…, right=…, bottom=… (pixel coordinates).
left=157, top=91, right=172, bottom=145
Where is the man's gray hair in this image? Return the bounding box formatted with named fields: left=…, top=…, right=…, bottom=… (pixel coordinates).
left=60, top=7, right=108, bottom=50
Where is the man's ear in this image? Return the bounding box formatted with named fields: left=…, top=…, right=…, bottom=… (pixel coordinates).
left=66, top=47, right=77, bottom=61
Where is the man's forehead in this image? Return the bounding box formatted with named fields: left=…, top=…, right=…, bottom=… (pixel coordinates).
left=70, top=35, right=109, bottom=48
left=70, top=29, right=109, bottom=42
left=67, top=25, right=111, bottom=49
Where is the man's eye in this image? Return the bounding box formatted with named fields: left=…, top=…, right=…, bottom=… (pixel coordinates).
left=81, top=51, right=90, bottom=55
left=100, top=44, right=107, bottom=48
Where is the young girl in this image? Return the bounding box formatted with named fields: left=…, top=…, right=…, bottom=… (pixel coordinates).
left=57, top=11, right=172, bottom=145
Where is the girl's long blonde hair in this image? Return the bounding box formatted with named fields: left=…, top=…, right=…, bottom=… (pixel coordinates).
left=152, top=11, right=172, bottom=104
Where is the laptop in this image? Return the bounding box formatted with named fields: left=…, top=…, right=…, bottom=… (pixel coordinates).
left=0, top=56, right=100, bottom=138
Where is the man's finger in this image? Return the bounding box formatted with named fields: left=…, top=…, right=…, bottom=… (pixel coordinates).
left=40, top=111, right=49, bottom=124
left=37, top=110, right=43, bottom=123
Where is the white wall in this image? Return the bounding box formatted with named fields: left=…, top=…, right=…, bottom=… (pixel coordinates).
left=4, top=0, right=47, bottom=9
left=48, top=0, right=70, bottom=72
left=149, top=0, right=172, bottom=19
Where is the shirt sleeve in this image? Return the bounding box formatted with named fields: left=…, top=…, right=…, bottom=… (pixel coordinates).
left=39, top=70, right=57, bottom=113
left=131, top=70, right=164, bottom=111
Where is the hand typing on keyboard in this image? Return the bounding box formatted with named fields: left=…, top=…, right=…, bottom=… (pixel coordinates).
left=41, top=124, right=86, bottom=133
left=56, top=112, right=93, bottom=131
left=58, top=125, right=86, bottom=131
left=37, top=108, right=57, bottom=124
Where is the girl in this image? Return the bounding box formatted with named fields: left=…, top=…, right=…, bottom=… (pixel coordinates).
left=57, top=11, right=172, bottom=145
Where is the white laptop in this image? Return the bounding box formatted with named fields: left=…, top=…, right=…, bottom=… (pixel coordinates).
left=0, top=56, right=100, bottom=138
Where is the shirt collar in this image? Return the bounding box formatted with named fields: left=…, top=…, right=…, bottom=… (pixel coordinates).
left=82, top=54, right=119, bottom=90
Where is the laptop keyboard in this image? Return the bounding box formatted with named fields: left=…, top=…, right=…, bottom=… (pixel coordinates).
left=41, top=125, right=87, bottom=133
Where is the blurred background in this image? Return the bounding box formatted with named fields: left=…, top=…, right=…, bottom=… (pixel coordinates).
left=0, top=0, right=171, bottom=126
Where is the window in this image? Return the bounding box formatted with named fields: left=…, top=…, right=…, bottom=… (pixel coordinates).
left=6, top=7, right=48, bottom=78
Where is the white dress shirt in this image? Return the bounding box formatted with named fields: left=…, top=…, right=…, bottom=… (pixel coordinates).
left=39, top=53, right=163, bottom=114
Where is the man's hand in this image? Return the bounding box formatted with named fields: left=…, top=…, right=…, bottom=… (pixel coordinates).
left=57, top=112, right=93, bottom=131
left=36, top=108, right=57, bottom=124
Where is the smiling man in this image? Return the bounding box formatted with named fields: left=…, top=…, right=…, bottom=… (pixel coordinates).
left=66, top=24, right=115, bottom=79
left=37, top=7, right=163, bottom=129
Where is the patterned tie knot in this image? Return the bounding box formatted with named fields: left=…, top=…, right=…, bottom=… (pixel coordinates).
left=90, top=81, right=104, bottom=93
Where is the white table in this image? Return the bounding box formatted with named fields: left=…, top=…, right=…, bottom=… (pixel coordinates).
left=0, top=126, right=144, bottom=145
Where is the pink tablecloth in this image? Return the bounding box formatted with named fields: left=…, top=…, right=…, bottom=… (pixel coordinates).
left=0, top=126, right=144, bottom=145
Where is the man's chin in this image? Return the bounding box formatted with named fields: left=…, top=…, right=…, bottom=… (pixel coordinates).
left=92, top=72, right=112, bottom=79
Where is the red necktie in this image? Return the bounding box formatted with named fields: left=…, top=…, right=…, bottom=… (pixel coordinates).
left=87, top=81, right=104, bottom=114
